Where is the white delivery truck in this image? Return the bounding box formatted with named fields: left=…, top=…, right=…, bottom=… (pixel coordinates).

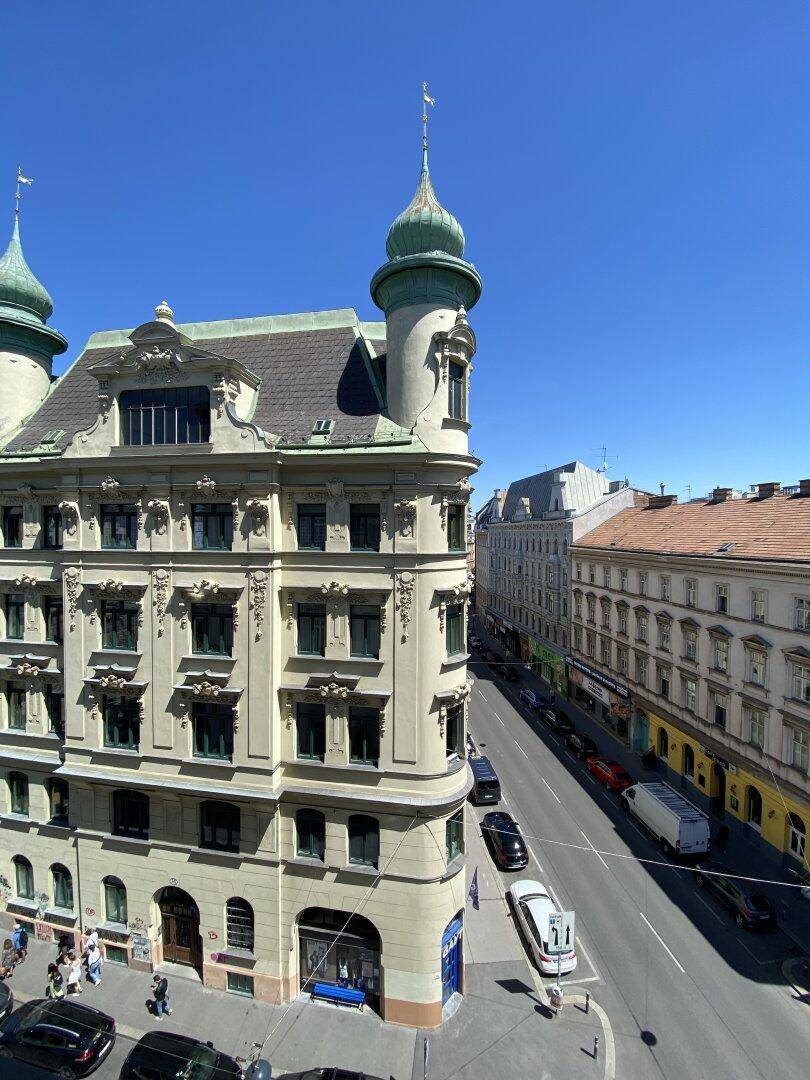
left=621, top=782, right=710, bottom=857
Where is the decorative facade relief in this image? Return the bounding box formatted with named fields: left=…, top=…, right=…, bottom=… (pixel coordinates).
left=196, top=475, right=217, bottom=496
left=394, top=498, right=417, bottom=537
left=14, top=574, right=38, bottom=589
left=213, top=372, right=239, bottom=418
left=320, top=580, right=349, bottom=598
left=100, top=476, right=120, bottom=496
left=319, top=681, right=349, bottom=701
left=147, top=499, right=169, bottom=534
left=58, top=501, right=78, bottom=537
left=437, top=582, right=472, bottom=632
left=191, top=680, right=222, bottom=699
left=440, top=478, right=472, bottom=531
left=152, top=569, right=170, bottom=636
left=251, top=570, right=268, bottom=639
left=64, top=567, right=81, bottom=632
left=97, top=381, right=112, bottom=424
left=396, top=572, right=415, bottom=640
left=246, top=498, right=269, bottom=536
left=98, top=674, right=128, bottom=692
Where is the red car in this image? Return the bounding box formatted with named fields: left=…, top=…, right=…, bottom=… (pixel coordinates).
left=585, top=756, right=634, bottom=792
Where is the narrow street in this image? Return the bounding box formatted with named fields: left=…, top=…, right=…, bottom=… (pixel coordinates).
left=467, top=647, right=810, bottom=1080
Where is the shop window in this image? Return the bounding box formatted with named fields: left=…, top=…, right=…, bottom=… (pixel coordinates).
left=447, top=504, right=465, bottom=552
left=113, top=789, right=149, bottom=840
left=52, top=863, right=73, bottom=910
left=13, top=855, right=33, bottom=900
left=350, top=605, right=380, bottom=659
left=193, top=701, right=234, bottom=760
left=2, top=505, right=23, bottom=548
left=100, top=504, right=138, bottom=549
left=657, top=727, right=669, bottom=759
left=44, top=596, right=63, bottom=644
left=5, top=593, right=24, bottom=639
left=7, top=684, right=26, bottom=729
left=191, top=503, right=233, bottom=551
left=446, top=603, right=464, bottom=656
left=226, top=897, right=254, bottom=952
left=445, top=808, right=464, bottom=862
left=683, top=744, right=695, bottom=779
left=192, top=603, right=233, bottom=656
left=105, top=945, right=128, bottom=965
left=297, top=503, right=326, bottom=550
left=8, top=771, right=28, bottom=815
left=48, top=778, right=69, bottom=825
left=103, top=695, right=140, bottom=750
left=227, top=972, right=254, bottom=997
left=297, top=603, right=326, bottom=656
left=102, top=600, right=139, bottom=650
left=746, top=786, right=762, bottom=829
left=445, top=704, right=464, bottom=760
left=200, top=800, right=240, bottom=852
left=448, top=361, right=465, bottom=419
left=348, top=707, right=380, bottom=767
left=296, top=702, right=326, bottom=761
left=43, top=505, right=63, bottom=549
left=120, top=386, right=210, bottom=446
left=350, top=504, right=381, bottom=552
left=296, top=808, right=326, bottom=860
left=348, top=815, right=379, bottom=868
left=104, top=877, right=128, bottom=925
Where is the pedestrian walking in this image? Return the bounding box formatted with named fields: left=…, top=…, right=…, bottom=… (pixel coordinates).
left=716, top=824, right=730, bottom=853
left=13, top=923, right=28, bottom=964
left=85, top=939, right=103, bottom=986
left=151, top=973, right=172, bottom=1018
left=66, top=951, right=83, bottom=995
left=0, top=939, right=17, bottom=979
left=46, top=963, right=65, bottom=1000
left=55, top=932, right=72, bottom=966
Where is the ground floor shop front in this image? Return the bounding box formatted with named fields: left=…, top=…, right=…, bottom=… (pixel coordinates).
left=566, top=656, right=632, bottom=742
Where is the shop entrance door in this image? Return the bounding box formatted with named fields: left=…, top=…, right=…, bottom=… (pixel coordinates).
left=441, top=917, right=463, bottom=1005
left=713, top=764, right=726, bottom=818
left=159, top=887, right=202, bottom=969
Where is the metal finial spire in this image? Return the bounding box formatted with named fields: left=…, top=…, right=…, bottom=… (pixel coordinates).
left=14, top=167, right=33, bottom=217
left=422, top=82, right=435, bottom=163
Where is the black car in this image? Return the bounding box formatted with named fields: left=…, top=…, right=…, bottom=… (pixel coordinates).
left=695, top=861, right=777, bottom=929
left=482, top=811, right=529, bottom=869
left=120, top=1031, right=242, bottom=1079
left=283, top=1070, right=388, bottom=1080
left=0, top=997, right=115, bottom=1077
left=565, top=730, right=598, bottom=759
left=502, top=665, right=520, bottom=682
left=544, top=710, right=574, bottom=736
left=469, top=756, right=501, bottom=804
left=0, top=981, right=12, bottom=1025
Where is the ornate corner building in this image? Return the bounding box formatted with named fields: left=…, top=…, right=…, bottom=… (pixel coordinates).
left=0, top=142, right=481, bottom=1026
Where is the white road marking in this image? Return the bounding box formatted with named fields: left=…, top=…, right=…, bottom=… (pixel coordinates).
left=477, top=688, right=486, bottom=699
left=694, top=892, right=725, bottom=925
left=526, top=842, right=543, bottom=872
left=638, top=911, right=686, bottom=973
left=542, top=777, right=561, bottom=803
left=568, top=993, right=616, bottom=1079
left=494, top=711, right=504, bottom=725
left=580, top=829, right=609, bottom=870
left=564, top=749, right=577, bottom=762
left=576, top=936, right=602, bottom=983
left=514, top=740, right=529, bottom=758
left=584, top=771, right=597, bottom=785
left=546, top=884, right=563, bottom=907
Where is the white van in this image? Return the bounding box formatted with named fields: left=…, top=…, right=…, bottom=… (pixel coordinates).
left=622, top=782, right=710, bottom=858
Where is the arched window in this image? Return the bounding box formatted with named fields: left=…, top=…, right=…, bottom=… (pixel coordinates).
left=658, top=728, right=669, bottom=760
left=8, top=771, right=28, bottom=816
left=13, top=855, right=33, bottom=899
left=51, top=863, right=73, bottom=910
left=746, top=786, right=762, bottom=828
left=120, top=386, right=211, bottom=446
left=226, top=897, right=254, bottom=952
left=104, top=876, right=127, bottom=925
left=113, top=790, right=149, bottom=839
left=296, top=808, right=326, bottom=860
left=348, top=815, right=379, bottom=869
left=683, top=744, right=695, bottom=780
left=200, top=801, right=240, bottom=852
left=787, top=812, right=806, bottom=861
left=48, top=778, right=69, bottom=825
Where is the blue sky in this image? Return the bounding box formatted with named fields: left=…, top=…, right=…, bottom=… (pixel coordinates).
left=3, top=2, right=810, bottom=507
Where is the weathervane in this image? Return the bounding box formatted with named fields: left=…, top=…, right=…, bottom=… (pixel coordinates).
left=14, top=167, right=33, bottom=216
left=422, top=82, right=435, bottom=151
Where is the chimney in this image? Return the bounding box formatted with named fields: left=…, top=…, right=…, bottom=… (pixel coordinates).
left=711, top=487, right=733, bottom=503
left=648, top=494, right=677, bottom=509
left=659, top=482, right=665, bottom=496
left=799, top=479, right=810, bottom=497
left=756, top=481, right=781, bottom=499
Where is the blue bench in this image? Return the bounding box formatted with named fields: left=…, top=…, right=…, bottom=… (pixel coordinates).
left=310, top=982, right=365, bottom=1009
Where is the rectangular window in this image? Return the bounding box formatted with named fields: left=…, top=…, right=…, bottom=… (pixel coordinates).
left=446, top=603, right=464, bottom=656
left=200, top=803, right=239, bottom=852
left=192, top=603, right=233, bottom=656
left=45, top=688, right=64, bottom=737
left=636, top=653, right=648, bottom=686
left=792, top=662, right=810, bottom=703
left=297, top=503, right=326, bottom=550
left=120, top=386, right=211, bottom=446
left=573, top=626, right=582, bottom=651
left=711, top=691, right=728, bottom=728
left=657, top=665, right=670, bottom=699
left=445, top=808, right=464, bottom=862
left=447, top=504, right=465, bottom=552
left=227, top=972, right=254, bottom=997
left=42, top=505, right=63, bottom=549
left=795, top=597, right=810, bottom=632
left=102, top=600, right=139, bottom=651
left=297, top=603, right=326, bottom=656
left=617, top=645, right=628, bottom=675
left=100, top=504, right=138, bottom=549
left=586, top=631, right=596, bottom=659
left=713, top=637, right=729, bottom=672
left=193, top=701, right=234, bottom=760
left=747, top=649, right=766, bottom=687
left=575, top=562, right=582, bottom=581
left=685, top=578, right=697, bottom=607
left=639, top=571, right=647, bottom=596
left=348, top=706, right=380, bottom=766
left=658, top=622, right=671, bottom=651
left=7, top=685, right=26, bottom=730
left=104, top=945, right=128, bottom=966
left=745, top=706, right=766, bottom=748
left=2, top=505, right=23, bottom=548
left=600, top=637, right=611, bottom=665
left=791, top=729, right=809, bottom=773
left=587, top=598, right=596, bottom=623
left=588, top=564, right=595, bottom=584
left=103, top=695, right=140, bottom=750
left=445, top=703, right=464, bottom=759
left=104, top=880, right=127, bottom=925
left=716, top=583, right=729, bottom=614
left=191, top=503, right=233, bottom=551
left=751, top=590, right=767, bottom=624
left=601, top=604, right=610, bottom=629
left=44, top=596, right=63, bottom=644
left=448, top=361, right=465, bottom=419
left=574, top=595, right=582, bottom=619
left=618, top=608, right=627, bottom=635
left=349, top=503, right=381, bottom=551
left=620, top=568, right=628, bottom=591
left=5, top=593, right=24, bottom=639
left=350, top=605, right=380, bottom=659
left=636, top=614, right=648, bottom=642
left=683, top=678, right=697, bottom=712
left=660, top=576, right=671, bottom=601
left=684, top=628, right=698, bottom=661
left=296, top=701, right=326, bottom=760
left=603, top=567, right=611, bottom=588
left=114, top=790, right=149, bottom=839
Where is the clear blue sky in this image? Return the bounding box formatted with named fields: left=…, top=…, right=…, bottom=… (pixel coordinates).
left=3, top=2, right=809, bottom=507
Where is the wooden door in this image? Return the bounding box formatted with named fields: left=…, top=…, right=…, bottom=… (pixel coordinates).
left=161, top=910, right=201, bottom=968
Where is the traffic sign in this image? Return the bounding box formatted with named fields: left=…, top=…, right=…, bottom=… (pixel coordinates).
left=546, top=910, right=575, bottom=954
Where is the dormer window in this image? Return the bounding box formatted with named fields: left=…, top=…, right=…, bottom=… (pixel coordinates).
left=120, top=386, right=210, bottom=446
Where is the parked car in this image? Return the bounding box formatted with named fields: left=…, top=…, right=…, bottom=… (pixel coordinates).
left=508, top=879, right=577, bottom=976
left=468, top=634, right=481, bottom=649
left=482, top=811, right=529, bottom=870
left=546, top=711, right=574, bottom=736
left=0, top=982, right=12, bottom=1025
left=519, top=689, right=541, bottom=710
left=585, top=756, right=634, bottom=792
left=0, top=997, right=115, bottom=1077
left=695, top=861, right=777, bottom=929
left=120, top=1031, right=242, bottom=1079
left=469, top=756, right=501, bottom=804
left=283, top=1071, right=388, bottom=1080
left=565, top=730, right=598, bottom=759
left=502, top=665, right=520, bottom=682
left=479, top=649, right=496, bottom=663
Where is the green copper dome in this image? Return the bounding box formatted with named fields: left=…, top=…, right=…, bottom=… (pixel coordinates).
left=385, top=148, right=465, bottom=260
left=0, top=215, right=55, bottom=325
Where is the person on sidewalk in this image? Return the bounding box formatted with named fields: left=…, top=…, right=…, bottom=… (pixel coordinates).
left=46, top=963, right=65, bottom=1000
left=13, top=923, right=28, bottom=964
left=66, top=951, right=83, bottom=995
left=151, top=974, right=172, bottom=1018
left=85, top=938, right=103, bottom=986
left=0, top=939, right=17, bottom=979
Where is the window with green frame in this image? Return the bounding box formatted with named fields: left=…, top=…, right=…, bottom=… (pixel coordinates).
left=52, top=863, right=73, bottom=910
left=104, top=945, right=128, bottom=965
left=44, top=595, right=63, bottom=644
left=7, top=685, right=26, bottom=730
left=296, top=702, right=326, bottom=761
left=227, top=972, right=254, bottom=997
left=5, top=593, right=24, bottom=639
left=191, top=503, right=233, bottom=550
left=13, top=856, right=33, bottom=899
left=297, top=503, right=326, bottom=550
left=297, top=603, right=326, bottom=656
left=2, top=505, right=23, bottom=548
left=350, top=605, right=380, bottom=659
left=192, top=603, right=233, bottom=656
left=104, top=877, right=127, bottom=924
left=100, top=504, right=138, bottom=549
left=447, top=503, right=465, bottom=551
left=103, top=695, right=140, bottom=750
left=200, top=800, right=240, bottom=852
left=296, top=808, right=326, bottom=859
left=348, top=707, right=380, bottom=767
left=348, top=814, right=379, bottom=868
left=192, top=701, right=234, bottom=760
left=102, top=600, right=139, bottom=650
left=113, top=789, right=149, bottom=839
left=9, top=771, right=28, bottom=815
left=446, top=603, right=464, bottom=656
left=349, top=504, right=381, bottom=551
left=445, top=704, right=464, bottom=759
left=445, top=808, right=464, bottom=862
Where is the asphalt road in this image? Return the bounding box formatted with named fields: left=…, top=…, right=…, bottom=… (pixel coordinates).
left=467, top=652, right=809, bottom=1080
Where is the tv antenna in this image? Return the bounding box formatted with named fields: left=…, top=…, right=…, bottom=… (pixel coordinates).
left=590, top=446, right=616, bottom=474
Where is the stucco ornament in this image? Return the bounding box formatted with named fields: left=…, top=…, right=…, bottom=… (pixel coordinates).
left=138, top=344, right=181, bottom=383
left=325, top=479, right=344, bottom=499
left=213, top=371, right=238, bottom=418
left=246, top=498, right=269, bottom=536
left=251, top=570, right=268, bottom=639
left=394, top=499, right=417, bottom=537
left=196, top=475, right=217, bottom=496
left=192, top=681, right=221, bottom=699
left=147, top=499, right=169, bottom=534
left=14, top=573, right=38, bottom=589
left=396, top=572, right=415, bottom=640
left=15, top=662, right=39, bottom=679
left=64, top=567, right=81, bottom=631
left=58, top=501, right=79, bottom=537
left=98, top=674, right=127, bottom=691
left=152, top=569, right=170, bottom=635
left=189, top=579, right=221, bottom=600
left=319, top=681, right=348, bottom=701
left=320, top=581, right=349, bottom=598
left=97, top=578, right=126, bottom=594
left=100, top=476, right=120, bottom=496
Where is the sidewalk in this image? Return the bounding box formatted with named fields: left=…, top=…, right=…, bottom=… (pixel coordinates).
left=473, top=618, right=810, bottom=958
